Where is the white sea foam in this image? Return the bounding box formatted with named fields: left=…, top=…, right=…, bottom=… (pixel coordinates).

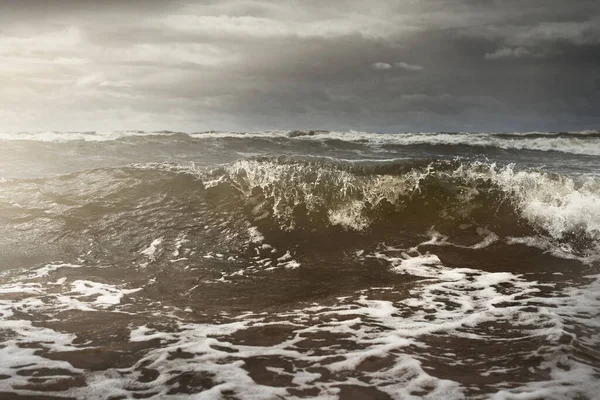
left=490, top=274, right=600, bottom=400
left=0, top=263, right=141, bottom=314
left=69, top=280, right=141, bottom=306
left=1, top=254, right=598, bottom=399
left=172, top=233, right=188, bottom=257
left=0, top=263, right=147, bottom=398
left=92, top=254, right=600, bottom=398
left=247, top=226, right=265, bottom=243
left=140, top=237, right=163, bottom=268
left=461, top=162, right=600, bottom=241
left=141, top=237, right=163, bottom=260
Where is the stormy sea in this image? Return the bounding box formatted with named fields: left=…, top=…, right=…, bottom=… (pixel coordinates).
left=0, top=130, right=599, bottom=400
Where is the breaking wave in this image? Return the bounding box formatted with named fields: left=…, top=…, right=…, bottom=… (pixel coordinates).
left=199, top=157, right=600, bottom=246
left=1, top=157, right=598, bottom=273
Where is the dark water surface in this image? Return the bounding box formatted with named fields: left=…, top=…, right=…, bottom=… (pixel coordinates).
left=0, top=131, right=598, bottom=399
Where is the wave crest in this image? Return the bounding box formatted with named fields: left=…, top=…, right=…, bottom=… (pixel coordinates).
left=201, top=157, right=600, bottom=245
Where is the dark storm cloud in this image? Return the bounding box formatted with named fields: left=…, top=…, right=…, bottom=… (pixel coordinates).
left=0, top=0, right=599, bottom=132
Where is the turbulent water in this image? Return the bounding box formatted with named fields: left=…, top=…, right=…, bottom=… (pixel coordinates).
left=0, top=130, right=599, bottom=399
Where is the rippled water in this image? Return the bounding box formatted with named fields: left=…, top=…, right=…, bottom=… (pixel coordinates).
left=0, top=131, right=598, bottom=399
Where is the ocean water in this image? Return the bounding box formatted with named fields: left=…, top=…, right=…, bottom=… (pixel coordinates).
left=0, top=130, right=598, bottom=399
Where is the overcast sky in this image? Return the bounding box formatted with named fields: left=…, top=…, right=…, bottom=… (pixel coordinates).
left=1, top=0, right=599, bottom=132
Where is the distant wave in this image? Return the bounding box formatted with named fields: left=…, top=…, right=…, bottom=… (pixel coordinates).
left=0, top=130, right=178, bottom=142
left=1, top=130, right=599, bottom=156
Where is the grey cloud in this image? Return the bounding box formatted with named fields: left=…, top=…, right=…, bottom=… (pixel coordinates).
left=484, top=47, right=536, bottom=60
left=371, top=62, right=393, bottom=70
left=0, top=0, right=599, bottom=132
left=371, top=62, right=423, bottom=72
left=394, top=62, right=424, bottom=71
left=468, top=20, right=600, bottom=47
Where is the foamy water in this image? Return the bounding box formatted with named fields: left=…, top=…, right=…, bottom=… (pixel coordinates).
left=0, top=131, right=598, bottom=399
